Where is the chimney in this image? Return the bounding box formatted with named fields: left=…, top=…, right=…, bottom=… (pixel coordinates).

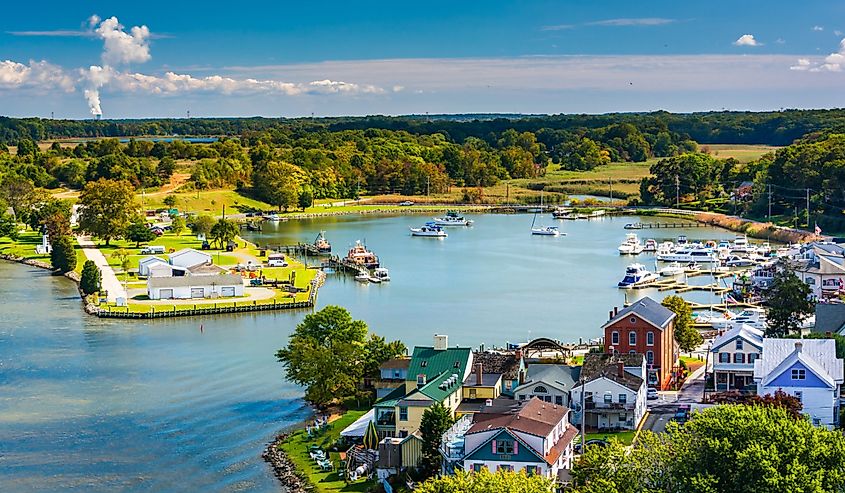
left=475, top=363, right=483, bottom=385
left=617, top=362, right=625, bottom=377
left=795, top=341, right=803, bottom=353
left=609, top=310, right=614, bottom=321
left=614, top=307, right=619, bottom=317
left=434, top=334, right=448, bottom=350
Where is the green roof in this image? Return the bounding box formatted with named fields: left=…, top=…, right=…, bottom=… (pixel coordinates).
left=414, top=370, right=463, bottom=402
left=407, top=346, right=472, bottom=382
left=374, top=385, right=407, bottom=409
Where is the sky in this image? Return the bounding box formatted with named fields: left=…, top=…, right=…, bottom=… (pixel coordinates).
left=1, top=0, right=845, bottom=119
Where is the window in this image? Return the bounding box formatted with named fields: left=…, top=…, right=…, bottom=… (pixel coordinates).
left=647, top=331, right=654, bottom=346
left=733, top=353, right=745, bottom=364
left=646, top=350, right=654, bottom=365
left=629, top=331, right=637, bottom=346
left=399, top=407, right=408, bottom=421
left=469, top=388, right=476, bottom=399
left=533, top=385, right=548, bottom=394
left=611, top=331, right=619, bottom=345
left=454, top=361, right=460, bottom=368
left=555, top=395, right=563, bottom=405
left=417, top=374, right=426, bottom=386
left=584, top=391, right=593, bottom=401
left=619, top=394, right=627, bottom=404
left=393, top=370, right=401, bottom=379
left=496, top=440, right=514, bottom=454
left=472, top=463, right=484, bottom=472
left=525, top=465, right=538, bottom=476
left=629, top=350, right=636, bottom=355
left=630, top=317, right=637, bottom=324
left=505, top=380, right=512, bottom=391
left=518, top=394, right=526, bottom=400
left=498, top=465, right=513, bottom=472
left=719, top=352, right=730, bottom=363
left=791, top=368, right=806, bottom=380
left=735, top=339, right=744, bottom=350
left=603, top=392, right=612, bottom=404
left=399, top=430, right=408, bottom=438
left=806, top=278, right=816, bottom=285
left=421, top=361, right=427, bottom=368
left=748, top=353, right=757, bottom=364
left=795, top=391, right=803, bottom=402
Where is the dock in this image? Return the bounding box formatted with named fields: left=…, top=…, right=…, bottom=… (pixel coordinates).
left=624, top=222, right=702, bottom=229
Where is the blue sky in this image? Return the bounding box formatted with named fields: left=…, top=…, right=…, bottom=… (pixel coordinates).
left=2, top=0, right=845, bottom=118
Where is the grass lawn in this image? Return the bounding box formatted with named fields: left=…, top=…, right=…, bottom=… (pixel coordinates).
left=680, top=355, right=706, bottom=373
left=0, top=229, right=88, bottom=274
left=702, top=144, right=779, bottom=163
left=584, top=430, right=637, bottom=446
left=278, top=410, right=377, bottom=493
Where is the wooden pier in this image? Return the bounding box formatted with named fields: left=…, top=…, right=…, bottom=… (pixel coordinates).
left=624, top=222, right=702, bottom=229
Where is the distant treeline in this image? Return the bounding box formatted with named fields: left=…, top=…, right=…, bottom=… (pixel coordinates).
left=3, top=108, right=845, bottom=146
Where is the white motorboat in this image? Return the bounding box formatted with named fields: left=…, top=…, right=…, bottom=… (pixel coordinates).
left=410, top=223, right=448, bottom=237
left=724, top=255, right=755, bottom=268
left=372, top=267, right=391, bottom=282
left=731, top=235, right=756, bottom=254
left=624, top=222, right=643, bottom=230
left=367, top=275, right=382, bottom=283
left=266, top=213, right=284, bottom=222
left=552, top=207, right=574, bottom=219
left=355, top=272, right=371, bottom=283
left=657, top=247, right=719, bottom=264
left=432, top=211, right=473, bottom=226
left=727, top=307, right=768, bottom=330
left=659, top=262, right=685, bottom=276
left=695, top=311, right=733, bottom=327
left=531, top=226, right=562, bottom=236
left=756, top=242, right=772, bottom=255
left=657, top=241, right=674, bottom=256
left=618, top=233, right=644, bottom=255
left=677, top=234, right=688, bottom=246
left=643, top=239, right=658, bottom=252
left=685, top=262, right=702, bottom=273
left=617, top=263, right=659, bottom=289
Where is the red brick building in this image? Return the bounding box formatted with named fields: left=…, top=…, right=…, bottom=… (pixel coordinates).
left=601, top=297, right=679, bottom=390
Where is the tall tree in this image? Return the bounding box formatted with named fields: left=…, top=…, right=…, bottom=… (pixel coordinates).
left=253, top=161, right=306, bottom=211
left=80, top=260, right=102, bottom=295
left=417, top=469, right=553, bottom=493
left=125, top=222, right=156, bottom=247
left=209, top=218, right=239, bottom=249
left=77, top=178, right=136, bottom=246
left=190, top=215, right=215, bottom=236
left=171, top=216, right=186, bottom=236
left=50, top=235, right=77, bottom=273
left=419, top=402, right=454, bottom=479
left=766, top=262, right=814, bottom=337
left=662, top=295, right=703, bottom=352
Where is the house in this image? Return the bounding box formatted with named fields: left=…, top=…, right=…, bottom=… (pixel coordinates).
left=570, top=353, right=647, bottom=430
left=168, top=248, right=213, bottom=269
left=789, top=243, right=845, bottom=300
left=710, top=324, right=764, bottom=392
left=462, top=398, right=578, bottom=483
left=147, top=273, right=245, bottom=300
left=374, top=358, right=411, bottom=399
left=468, top=350, right=526, bottom=397
left=138, top=256, right=168, bottom=277
left=461, top=362, right=503, bottom=402
left=754, top=338, right=844, bottom=428
left=372, top=335, right=473, bottom=439
left=603, top=297, right=678, bottom=390
left=186, top=263, right=228, bottom=276
left=812, top=303, right=845, bottom=335
left=513, top=364, right=580, bottom=408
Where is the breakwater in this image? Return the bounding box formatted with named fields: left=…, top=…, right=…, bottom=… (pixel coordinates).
left=262, top=433, right=310, bottom=493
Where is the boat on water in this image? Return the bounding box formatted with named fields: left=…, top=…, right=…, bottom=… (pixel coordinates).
left=657, top=247, right=719, bottom=264
left=552, top=207, right=574, bottom=219
left=724, top=255, right=755, bottom=268
left=624, top=222, right=643, bottom=230
left=617, top=263, right=659, bottom=289
left=345, top=240, right=380, bottom=269
left=677, top=234, right=688, bottom=246
left=712, top=307, right=768, bottom=331
left=314, top=231, right=332, bottom=253
left=266, top=213, right=286, bottom=222
left=685, top=262, right=702, bottom=273
left=659, top=262, right=685, bottom=276
left=432, top=211, right=473, bottom=226
left=355, top=272, right=371, bottom=283
left=657, top=241, right=674, bottom=256
left=618, top=233, right=644, bottom=255
left=372, top=267, right=391, bottom=282
left=643, top=239, right=658, bottom=252
left=410, top=223, right=448, bottom=237
left=531, top=225, right=562, bottom=236
left=731, top=235, right=756, bottom=254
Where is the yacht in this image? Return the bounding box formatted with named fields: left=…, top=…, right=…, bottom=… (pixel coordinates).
left=617, top=263, right=659, bottom=289
left=731, top=235, right=756, bottom=254
left=314, top=231, right=332, bottom=253
left=724, top=255, right=755, bottom=268
left=728, top=307, right=768, bottom=330
left=624, top=222, right=643, bottom=230
left=657, top=247, right=719, bottom=264
left=643, top=239, right=658, bottom=252
left=531, top=225, right=562, bottom=236
left=657, top=241, right=674, bottom=256
left=618, top=233, right=644, bottom=255
left=756, top=242, right=772, bottom=255
left=355, top=272, right=371, bottom=283
left=685, top=262, right=702, bottom=273
left=372, top=267, right=391, bottom=282
left=266, top=213, right=285, bottom=222
left=432, top=211, right=473, bottom=226
left=659, top=262, right=685, bottom=277
left=410, top=223, right=448, bottom=237
left=677, top=234, right=688, bottom=246
left=344, top=241, right=380, bottom=269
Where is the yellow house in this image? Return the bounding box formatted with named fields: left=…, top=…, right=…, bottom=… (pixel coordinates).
left=461, top=362, right=503, bottom=401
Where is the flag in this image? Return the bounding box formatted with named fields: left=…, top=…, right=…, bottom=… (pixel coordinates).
left=815, top=222, right=822, bottom=235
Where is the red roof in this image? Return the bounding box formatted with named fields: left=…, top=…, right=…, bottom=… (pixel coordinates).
left=466, top=398, right=569, bottom=438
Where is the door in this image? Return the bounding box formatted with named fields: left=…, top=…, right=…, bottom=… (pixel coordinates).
left=190, top=287, right=205, bottom=298
left=221, top=287, right=235, bottom=297
left=159, top=289, right=173, bottom=299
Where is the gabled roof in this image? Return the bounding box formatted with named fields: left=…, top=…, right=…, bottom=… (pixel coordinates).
left=380, top=358, right=411, bottom=370
left=147, top=273, right=243, bottom=289
left=168, top=248, right=212, bottom=266
left=374, top=385, right=407, bottom=408
left=579, top=353, right=644, bottom=392
left=466, top=397, right=568, bottom=438
left=187, top=263, right=228, bottom=275
left=813, top=304, right=845, bottom=335
left=754, top=338, right=844, bottom=388
left=407, top=346, right=472, bottom=382
left=601, top=297, right=676, bottom=331
left=811, top=242, right=845, bottom=256
left=711, top=324, right=764, bottom=352
left=139, top=256, right=165, bottom=266
left=412, top=369, right=464, bottom=402
left=515, top=364, right=579, bottom=392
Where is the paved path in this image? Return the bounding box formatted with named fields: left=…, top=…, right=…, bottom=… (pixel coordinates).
left=76, top=236, right=127, bottom=302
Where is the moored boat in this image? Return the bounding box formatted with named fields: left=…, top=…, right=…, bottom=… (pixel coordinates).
left=643, top=239, right=658, bottom=252
left=618, top=233, right=644, bottom=255
left=345, top=240, right=380, bottom=269
left=659, top=261, right=685, bottom=276
left=432, top=211, right=473, bottom=226
left=617, top=263, right=659, bottom=288
left=372, top=267, right=391, bottom=282
left=531, top=225, right=562, bottom=236
left=314, top=231, right=332, bottom=253
left=410, top=223, right=448, bottom=237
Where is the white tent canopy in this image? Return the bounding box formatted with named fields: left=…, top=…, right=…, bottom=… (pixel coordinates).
left=340, top=409, right=374, bottom=438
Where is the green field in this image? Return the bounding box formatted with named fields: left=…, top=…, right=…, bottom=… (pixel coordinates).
left=701, top=144, right=779, bottom=163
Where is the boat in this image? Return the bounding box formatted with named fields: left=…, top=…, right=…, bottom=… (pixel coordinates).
left=657, top=241, right=674, bottom=256
left=589, top=210, right=606, bottom=218
left=756, top=242, right=772, bottom=255
left=731, top=235, right=756, bottom=254
left=677, top=234, right=688, bottom=246
left=432, top=211, right=473, bottom=226
left=643, top=239, right=658, bottom=252
left=685, top=262, right=702, bottom=273
left=695, top=310, right=733, bottom=327
left=618, top=233, right=644, bottom=255
left=367, top=275, right=382, bottom=283
left=344, top=240, right=380, bottom=269
left=552, top=207, right=574, bottom=219
left=372, top=267, right=391, bottom=282
left=617, top=263, right=659, bottom=289
left=657, top=247, right=719, bottom=264
left=355, top=272, right=371, bottom=283
left=531, top=225, right=562, bottom=236
left=624, top=222, right=643, bottom=230
left=314, top=231, right=332, bottom=253
left=724, top=255, right=755, bottom=267
left=715, top=307, right=768, bottom=331
left=410, top=223, right=448, bottom=237
left=266, top=213, right=285, bottom=222
left=246, top=222, right=262, bottom=231
left=659, top=262, right=685, bottom=277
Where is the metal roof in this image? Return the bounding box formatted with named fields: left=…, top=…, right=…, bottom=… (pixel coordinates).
left=602, top=296, right=676, bottom=330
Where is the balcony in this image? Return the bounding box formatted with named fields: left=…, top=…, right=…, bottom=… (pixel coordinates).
left=585, top=401, right=636, bottom=411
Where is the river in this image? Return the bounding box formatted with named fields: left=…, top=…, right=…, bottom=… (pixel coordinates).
left=0, top=214, right=743, bottom=492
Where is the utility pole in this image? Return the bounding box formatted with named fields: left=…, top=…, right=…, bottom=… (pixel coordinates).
left=426, top=176, right=430, bottom=197
left=675, top=175, right=680, bottom=208
left=767, top=184, right=772, bottom=218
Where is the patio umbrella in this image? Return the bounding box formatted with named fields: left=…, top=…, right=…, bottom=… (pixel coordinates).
left=362, top=419, right=379, bottom=450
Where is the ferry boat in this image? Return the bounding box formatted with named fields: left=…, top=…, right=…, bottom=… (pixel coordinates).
left=659, top=262, right=685, bottom=277
left=432, top=211, right=473, bottom=226
left=372, top=267, right=391, bottom=282
left=643, top=239, right=658, bottom=252
left=617, top=263, right=659, bottom=289
left=531, top=225, right=562, bottom=236
left=314, top=231, right=332, bottom=253
left=345, top=240, right=380, bottom=269
left=410, top=223, right=448, bottom=237
left=618, top=233, right=644, bottom=255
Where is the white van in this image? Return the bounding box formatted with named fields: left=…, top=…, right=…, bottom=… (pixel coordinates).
left=141, top=245, right=166, bottom=255
left=267, top=253, right=288, bottom=267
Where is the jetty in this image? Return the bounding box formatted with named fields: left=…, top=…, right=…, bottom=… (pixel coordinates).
left=624, top=221, right=703, bottom=229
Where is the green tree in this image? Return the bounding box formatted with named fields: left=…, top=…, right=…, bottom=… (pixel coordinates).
left=110, top=248, right=132, bottom=277
left=417, top=469, right=553, bottom=493
left=209, top=218, right=239, bottom=249
left=766, top=262, right=814, bottom=337
left=362, top=335, right=407, bottom=380
left=0, top=211, right=17, bottom=240
left=662, top=295, right=703, bottom=353
left=298, top=189, right=313, bottom=211
left=50, top=235, right=77, bottom=273
left=0, top=176, right=36, bottom=220
left=419, top=402, right=454, bottom=479
left=77, top=178, right=136, bottom=246
left=171, top=216, right=186, bottom=236
left=125, top=221, right=156, bottom=248
left=253, top=161, right=307, bottom=211
left=162, top=194, right=178, bottom=208
left=80, top=260, right=102, bottom=295
left=190, top=214, right=215, bottom=236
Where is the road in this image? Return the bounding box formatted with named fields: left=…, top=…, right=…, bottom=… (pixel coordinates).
left=77, top=236, right=127, bottom=303
left=642, top=364, right=709, bottom=434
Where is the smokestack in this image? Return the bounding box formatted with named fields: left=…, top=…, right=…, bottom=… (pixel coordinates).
left=475, top=363, right=483, bottom=385
left=617, top=362, right=625, bottom=377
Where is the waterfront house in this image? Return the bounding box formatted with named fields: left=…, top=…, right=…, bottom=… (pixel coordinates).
left=602, top=297, right=678, bottom=390
left=812, top=303, right=845, bottom=336
left=570, top=353, right=647, bottom=430
left=374, top=357, right=411, bottom=399
left=461, top=398, right=578, bottom=483
left=168, top=248, right=213, bottom=269
left=147, top=273, right=245, bottom=300
left=710, top=324, right=764, bottom=392
left=753, top=338, right=844, bottom=428
left=513, top=364, right=579, bottom=407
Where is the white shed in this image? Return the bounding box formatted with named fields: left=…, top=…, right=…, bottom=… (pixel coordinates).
left=147, top=274, right=245, bottom=300
left=138, top=256, right=168, bottom=277
left=168, top=248, right=213, bottom=269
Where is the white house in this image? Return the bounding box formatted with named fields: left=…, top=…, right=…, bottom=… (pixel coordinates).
left=513, top=364, right=579, bottom=407
left=570, top=353, right=647, bottom=430
left=462, top=398, right=578, bottom=483
left=168, top=248, right=213, bottom=269
left=790, top=243, right=845, bottom=300
left=147, top=274, right=244, bottom=300
left=138, top=256, right=168, bottom=277
left=710, top=324, right=764, bottom=392
left=754, top=338, right=844, bottom=428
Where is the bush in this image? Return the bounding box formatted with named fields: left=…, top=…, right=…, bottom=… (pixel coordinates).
left=80, top=260, right=101, bottom=295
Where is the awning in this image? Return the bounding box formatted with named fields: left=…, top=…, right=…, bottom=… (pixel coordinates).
left=340, top=409, right=374, bottom=438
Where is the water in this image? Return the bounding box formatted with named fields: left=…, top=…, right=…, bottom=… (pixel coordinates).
left=0, top=214, right=741, bottom=492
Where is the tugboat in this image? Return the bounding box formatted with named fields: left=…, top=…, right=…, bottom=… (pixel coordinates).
left=432, top=211, right=473, bottom=226
left=344, top=240, right=380, bottom=269
left=314, top=231, right=332, bottom=253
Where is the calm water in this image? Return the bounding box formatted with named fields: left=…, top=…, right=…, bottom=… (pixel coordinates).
left=0, top=214, right=741, bottom=492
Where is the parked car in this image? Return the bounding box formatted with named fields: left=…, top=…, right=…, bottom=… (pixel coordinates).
left=399, top=200, right=414, bottom=206
left=671, top=404, right=691, bottom=424
left=647, top=388, right=659, bottom=400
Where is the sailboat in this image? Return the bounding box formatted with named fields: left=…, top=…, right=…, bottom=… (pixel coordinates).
left=531, top=191, right=564, bottom=236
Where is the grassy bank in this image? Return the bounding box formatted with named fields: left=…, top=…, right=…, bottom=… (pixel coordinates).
left=693, top=212, right=817, bottom=243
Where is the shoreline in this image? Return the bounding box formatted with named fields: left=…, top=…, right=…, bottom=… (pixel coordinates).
left=262, top=432, right=310, bottom=493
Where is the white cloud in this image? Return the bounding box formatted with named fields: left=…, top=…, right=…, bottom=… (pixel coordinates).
left=94, top=16, right=152, bottom=65
left=836, top=30, right=844, bottom=37
left=791, top=38, right=845, bottom=72
left=540, top=24, right=575, bottom=31
left=776, top=38, right=786, bottom=44
left=812, top=25, right=824, bottom=31
left=0, top=60, right=74, bottom=92
left=790, top=58, right=812, bottom=71
left=586, top=18, right=675, bottom=27
left=733, top=34, right=761, bottom=46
